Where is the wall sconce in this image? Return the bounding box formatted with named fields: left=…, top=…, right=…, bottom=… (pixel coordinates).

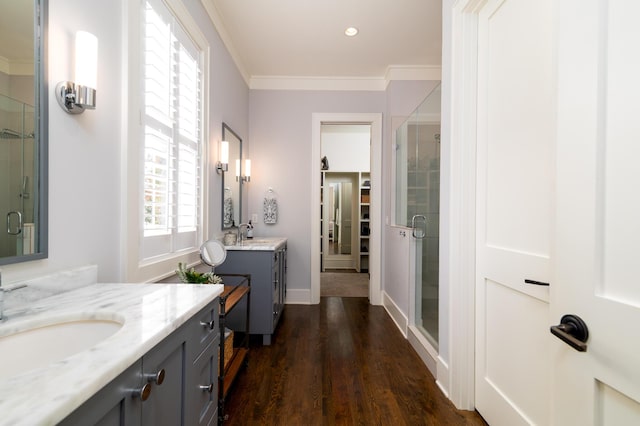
left=216, top=140, right=229, bottom=174
left=244, top=159, right=251, bottom=182
left=56, top=31, right=98, bottom=114
left=236, top=159, right=251, bottom=183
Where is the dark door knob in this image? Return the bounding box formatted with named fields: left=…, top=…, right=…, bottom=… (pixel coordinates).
left=550, top=314, right=589, bottom=352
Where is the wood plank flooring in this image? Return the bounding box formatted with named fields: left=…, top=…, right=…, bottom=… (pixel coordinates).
left=321, top=271, right=369, bottom=297
left=223, top=297, right=487, bottom=425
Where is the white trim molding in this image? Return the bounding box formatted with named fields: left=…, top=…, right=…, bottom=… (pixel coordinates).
left=250, top=67, right=443, bottom=91
left=284, top=289, right=312, bottom=305
left=408, top=325, right=439, bottom=377
left=200, top=0, right=251, bottom=85
left=383, top=291, right=408, bottom=336
left=311, top=113, right=383, bottom=305
left=250, top=76, right=388, bottom=91
left=0, top=57, right=34, bottom=76
left=441, top=0, right=482, bottom=411
left=436, top=355, right=451, bottom=399
left=385, top=65, right=442, bottom=82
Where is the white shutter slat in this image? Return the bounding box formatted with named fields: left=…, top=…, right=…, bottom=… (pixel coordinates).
left=141, top=0, right=202, bottom=255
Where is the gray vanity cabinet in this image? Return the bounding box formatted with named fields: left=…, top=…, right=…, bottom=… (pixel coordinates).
left=60, top=299, right=219, bottom=426
left=141, top=328, right=187, bottom=426
left=59, top=361, right=143, bottom=426
left=218, top=245, right=287, bottom=345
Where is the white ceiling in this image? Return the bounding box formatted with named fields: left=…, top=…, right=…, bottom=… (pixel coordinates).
left=207, top=0, right=442, bottom=89
left=0, top=1, right=442, bottom=88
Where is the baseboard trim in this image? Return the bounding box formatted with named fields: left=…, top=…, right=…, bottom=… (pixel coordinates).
left=382, top=291, right=408, bottom=337
left=436, top=355, right=450, bottom=398
left=285, top=288, right=312, bottom=304
left=407, top=325, right=438, bottom=377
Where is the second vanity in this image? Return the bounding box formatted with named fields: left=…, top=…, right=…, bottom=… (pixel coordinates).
left=0, top=282, right=223, bottom=425
left=217, top=237, right=287, bottom=345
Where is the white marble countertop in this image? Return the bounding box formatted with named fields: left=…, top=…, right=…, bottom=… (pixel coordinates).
left=0, top=282, right=223, bottom=426
left=224, top=236, right=287, bottom=251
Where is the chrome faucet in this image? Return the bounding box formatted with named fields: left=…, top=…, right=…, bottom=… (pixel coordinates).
left=0, top=271, right=27, bottom=321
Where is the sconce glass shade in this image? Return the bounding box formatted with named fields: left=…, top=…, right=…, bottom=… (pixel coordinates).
left=220, top=141, right=229, bottom=164
left=236, top=159, right=251, bottom=182
left=216, top=140, right=229, bottom=173
left=75, top=31, right=98, bottom=89
left=244, top=159, right=251, bottom=179
left=56, top=31, right=98, bottom=114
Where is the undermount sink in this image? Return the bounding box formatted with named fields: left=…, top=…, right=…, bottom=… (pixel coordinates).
left=0, top=314, right=124, bottom=380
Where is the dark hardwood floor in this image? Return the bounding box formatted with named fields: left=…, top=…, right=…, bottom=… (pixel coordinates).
left=223, top=297, right=487, bottom=425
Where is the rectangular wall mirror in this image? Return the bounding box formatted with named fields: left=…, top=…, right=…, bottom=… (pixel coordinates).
left=0, top=0, right=48, bottom=265
left=222, top=123, right=241, bottom=229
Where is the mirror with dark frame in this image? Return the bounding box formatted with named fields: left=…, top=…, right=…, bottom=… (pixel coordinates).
left=0, top=0, right=48, bottom=265
left=329, top=182, right=353, bottom=255
left=221, top=123, right=241, bottom=230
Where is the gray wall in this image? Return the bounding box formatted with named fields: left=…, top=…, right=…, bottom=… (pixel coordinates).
left=247, top=90, right=385, bottom=293
left=247, top=85, right=437, bottom=299
left=2, top=0, right=249, bottom=283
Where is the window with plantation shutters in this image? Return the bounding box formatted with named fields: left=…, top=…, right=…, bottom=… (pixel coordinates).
left=141, top=0, right=203, bottom=260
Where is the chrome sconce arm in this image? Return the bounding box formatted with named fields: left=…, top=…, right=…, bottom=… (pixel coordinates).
left=55, top=82, right=96, bottom=114
left=216, top=161, right=229, bottom=174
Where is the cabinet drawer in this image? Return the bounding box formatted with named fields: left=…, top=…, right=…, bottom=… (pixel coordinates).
left=190, top=338, right=219, bottom=425
left=190, top=302, right=219, bottom=358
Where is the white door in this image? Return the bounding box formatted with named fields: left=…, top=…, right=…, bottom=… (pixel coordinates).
left=475, top=0, right=554, bottom=424
left=552, top=0, right=640, bottom=423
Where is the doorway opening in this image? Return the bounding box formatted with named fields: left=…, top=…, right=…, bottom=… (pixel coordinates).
left=319, top=124, right=371, bottom=297
left=311, top=113, right=382, bottom=305
left=320, top=269, right=369, bottom=297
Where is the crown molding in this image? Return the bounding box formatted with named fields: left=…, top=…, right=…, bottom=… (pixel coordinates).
left=0, top=56, right=9, bottom=75
left=0, top=56, right=34, bottom=76
left=200, top=0, right=251, bottom=86
left=385, top=65, right=442, bottom=81
left=250, top=66, right=442, bottom=91
left=250, top=76, right=388, bottom=91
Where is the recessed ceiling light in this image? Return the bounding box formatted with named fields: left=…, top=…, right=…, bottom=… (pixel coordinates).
left=344, top=27, right=359, bottom=37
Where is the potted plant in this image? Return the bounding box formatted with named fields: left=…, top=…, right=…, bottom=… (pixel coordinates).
left=175, top=262, right=222, bottom=284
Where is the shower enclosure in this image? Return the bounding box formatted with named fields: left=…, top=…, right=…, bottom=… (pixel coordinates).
left=395, top=84, right=441, bottom=348
left=0, top=94, right=37, bottom=258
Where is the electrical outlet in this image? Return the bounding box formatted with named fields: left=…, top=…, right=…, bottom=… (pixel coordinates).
left=252, top=213, right=258, bottom=223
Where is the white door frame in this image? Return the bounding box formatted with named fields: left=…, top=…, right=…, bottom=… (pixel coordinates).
left=311, top=113, right=382, bottom=305
left=443, top=0, right=483, bottom=410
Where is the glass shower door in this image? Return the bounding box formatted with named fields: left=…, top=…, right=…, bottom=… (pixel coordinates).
left=0, top=95, right=36, bottom=258
left=395, top=84, right=441, bottom=348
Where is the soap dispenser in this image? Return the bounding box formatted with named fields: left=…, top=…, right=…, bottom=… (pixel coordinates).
left=246, top=220, right=254, bottom=239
